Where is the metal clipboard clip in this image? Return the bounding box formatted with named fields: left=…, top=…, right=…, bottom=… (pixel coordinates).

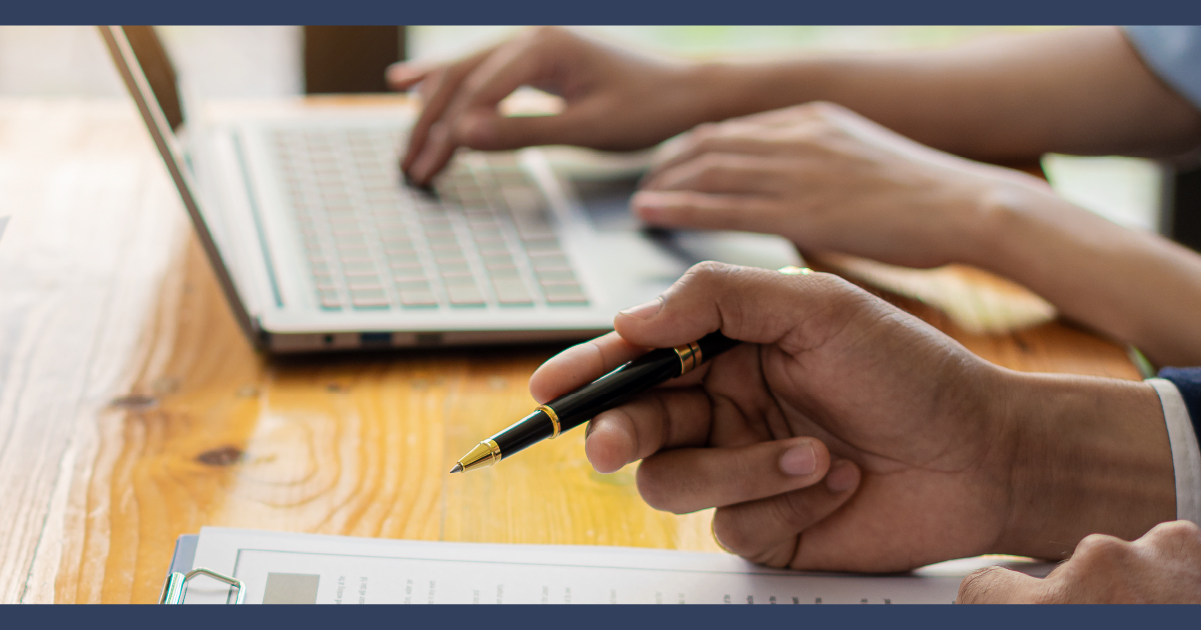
left=159, top=567, right=246, bottom=604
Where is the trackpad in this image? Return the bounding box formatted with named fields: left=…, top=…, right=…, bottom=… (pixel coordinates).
left=572, top=174, right=800, bottom=271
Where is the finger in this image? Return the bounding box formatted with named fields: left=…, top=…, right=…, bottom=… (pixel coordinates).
left=711, top=459, right=860, bottom=567
left=635, top=436, right=831, bottom=514
left=453, top=100, right=603, bottom=151
left=645, top=133, right=777, bottom=184
left=528, top=331, right=646, bottom=404
left=612, top=260, right=865, bottom=351
left=386, top=61, right=435, bottom=90
left=641, top=153, right=782, bottom=195
left=632, top=190, right=778, bottom=233
left=957, top=566, right=1044, bottom=604
left=408, top=36, right=550, bottom=183
left=401, top=47, right=495, bottom=174
left=584, top=388, right=713, bottom=474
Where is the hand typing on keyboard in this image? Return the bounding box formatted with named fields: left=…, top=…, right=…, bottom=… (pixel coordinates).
left=389, top=26, right=720, bottom=186
left=275, top=128, right=588, bottom=312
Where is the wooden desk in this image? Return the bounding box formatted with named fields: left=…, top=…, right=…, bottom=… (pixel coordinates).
left=0, top=98, right=1141, bottom=604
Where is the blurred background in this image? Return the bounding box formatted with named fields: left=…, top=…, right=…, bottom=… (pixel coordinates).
left=0, top=25, right=1181, bottom=238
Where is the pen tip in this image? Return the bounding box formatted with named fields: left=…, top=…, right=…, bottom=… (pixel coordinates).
left=449, top=463, right=463, bottom=474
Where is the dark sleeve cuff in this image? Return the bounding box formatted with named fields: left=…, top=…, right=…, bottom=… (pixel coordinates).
left=1158, top=367, right=1201, bottom=438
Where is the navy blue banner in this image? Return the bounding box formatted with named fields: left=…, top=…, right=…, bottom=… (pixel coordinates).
left=6, top=0, right=1201, bottom=25
left=6, top=604, right=1199, bottom=630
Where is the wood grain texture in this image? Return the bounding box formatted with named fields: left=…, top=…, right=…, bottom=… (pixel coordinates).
left=0, top=98, right=1140, bottom=604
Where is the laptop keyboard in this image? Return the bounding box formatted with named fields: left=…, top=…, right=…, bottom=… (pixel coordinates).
left=271, top=128, right=588, bottom=311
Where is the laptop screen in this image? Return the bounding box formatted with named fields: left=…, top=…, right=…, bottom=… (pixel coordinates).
left=98, top=25, right=260, bottom=347
left=120, top=26, right=185, bottom=132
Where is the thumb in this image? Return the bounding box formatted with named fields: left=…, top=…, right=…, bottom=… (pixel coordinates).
left=957, top=566, right=1042, bottom=604
left=613, top=261, right=867, bottom=351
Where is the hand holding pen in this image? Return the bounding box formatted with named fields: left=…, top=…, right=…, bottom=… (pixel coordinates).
left=465, top=261, right=1085, bottom=577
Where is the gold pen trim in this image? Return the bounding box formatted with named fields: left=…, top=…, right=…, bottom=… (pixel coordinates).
left=457, top=439, right=503, bottom=472
left=537, top=404, right=561, bottom=439
left=673, top=341, right=702, bottom=376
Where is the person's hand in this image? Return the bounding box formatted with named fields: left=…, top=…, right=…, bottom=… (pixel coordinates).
left=958, top=520, right=1201, bottom=603
left=528, top=262, right=1176, bottom=572
left=390, top=26, right=715, bottom=185
left=633, top=102, right=1053, bottom=269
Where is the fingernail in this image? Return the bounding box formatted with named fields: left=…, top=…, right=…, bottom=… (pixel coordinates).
left=584, top=420, right=596, bottom=438
left=780, top=443, right=817, bottom=476
left=826, top=460, right=860, bottom=493
left=619, top=296, right=663, bottom=319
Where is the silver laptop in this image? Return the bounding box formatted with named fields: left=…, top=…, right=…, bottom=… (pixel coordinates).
left=100, top=26, right=800, bottom=353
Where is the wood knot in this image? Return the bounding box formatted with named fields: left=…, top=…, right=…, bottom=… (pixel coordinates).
left=196, top=446, right=244, bottom=467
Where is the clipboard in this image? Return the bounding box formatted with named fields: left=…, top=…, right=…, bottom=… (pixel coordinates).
left=160, top=534, right=246, bottom=604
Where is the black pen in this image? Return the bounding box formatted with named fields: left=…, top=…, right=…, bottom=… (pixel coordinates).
left=450, top=331, right=740, bottom=473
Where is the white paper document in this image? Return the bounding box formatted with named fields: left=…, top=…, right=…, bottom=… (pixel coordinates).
left=182, top=527, right=1048, bottom=605
left=0, top=216, right=8, bottom=243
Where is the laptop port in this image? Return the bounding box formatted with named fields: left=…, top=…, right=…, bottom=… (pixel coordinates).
left=359, top=332, right=392, bottom=346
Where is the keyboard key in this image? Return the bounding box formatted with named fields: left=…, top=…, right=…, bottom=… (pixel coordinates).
left=437, top=261, right=471, bottom=275
left=347, top=279, right=383, bottom=291
left=350, top=289, right=389, bottom=309
left=433, top=250, right=466, bottom=264
left=492, top=279, right=533, bottom=305
left=440, top=272, right=476, bottom=287
left=427, top=234, right=458, bottom=247
left=545, top=292, right=589, bottom=305
left=399, top=290, right=438, bottom=307
left=447, top=286, right=486, bottom=306
left=540, top=282, right=584, bottom=295
left=502, top=186, right=543, bottom=212
left=528, top=253, right=570, bottom=270
left=386, top=252, right=421, bottom=266
left=392, top=267, right=427, bottom=283
left=535, top=268, right=576, bottom=283
left=313, top=276, right=338, bottom=291
left=396, top=280, right=431, bottom=292
left=522, top=237, right=561, bottom=252
left=482, top=252, right=514, bottom=266
left=343, top=266, right=379, bottom=278
left=485, top=264, right=520, bottom=278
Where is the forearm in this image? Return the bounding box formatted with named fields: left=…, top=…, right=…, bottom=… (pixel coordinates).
left=996, top=372, right=1175, bottom=560
left=970, top=183, right=1201, bottom=367
left=688, top=26, right=1201, bottom=160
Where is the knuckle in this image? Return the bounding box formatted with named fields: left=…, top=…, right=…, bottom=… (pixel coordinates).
left=691, top=122, right=719, bottom=141
left=685, top=260, right=738, bottom=283
left=957, top=567, right=1002, bottom=604
left=1146, top=520, right=1201, bottom=550
left=711, top=509, right=753, bottom=552
left=805, top=101, right=845, bottom=119
left=691, top=152, right=726, bottom=175
left=634, top=461, right=679, bottom=513
left=1072, top=534, right=1129, bottom=569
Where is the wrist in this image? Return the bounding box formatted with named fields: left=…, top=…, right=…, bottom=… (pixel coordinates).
left=993, top=371, right=1175, bottom=559
left=954, top=176, right=1057, bottom=274
left=683, top=59, right=828, bottom=125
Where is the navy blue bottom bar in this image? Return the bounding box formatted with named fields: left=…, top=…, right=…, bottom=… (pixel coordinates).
left=6, top=604, right=1198, bottom=630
